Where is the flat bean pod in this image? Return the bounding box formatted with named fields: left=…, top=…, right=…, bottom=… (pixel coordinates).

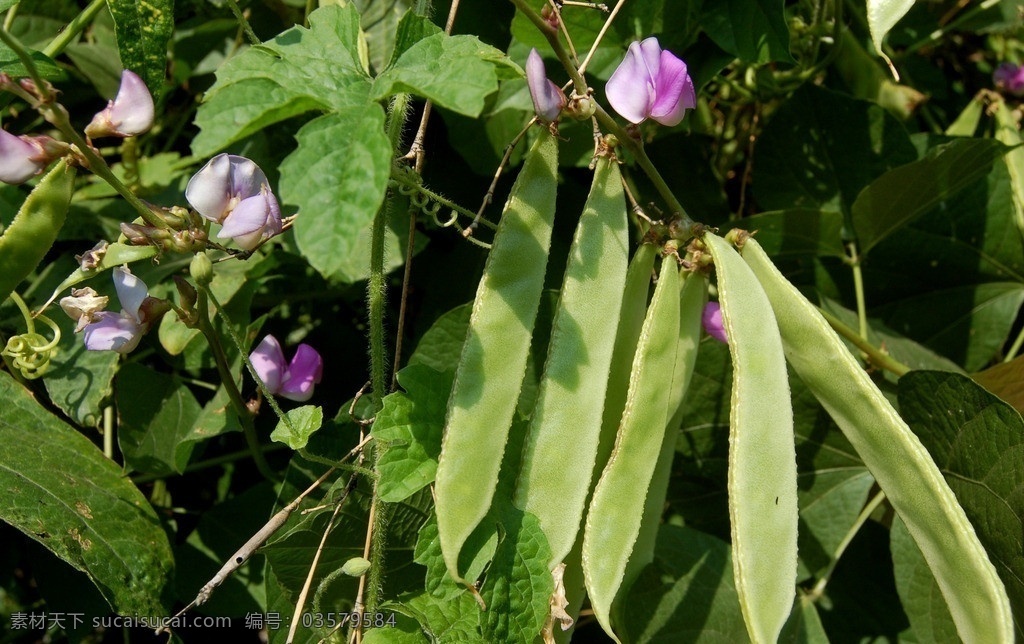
left=705, top=232, right=798, bottom=644
left=434, top=131, right=558, bottom=582
left=619, top=271, right=707, bottom=602
left=582, top=257, right=680, bottom=643
left=0, top=160, right=75, bottom=305
left=741, top=236, right=1014, bottom=644
left=514, top=156, right=629, bottom=567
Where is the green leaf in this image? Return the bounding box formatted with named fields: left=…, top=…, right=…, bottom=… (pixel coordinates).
left=0, top=43, right=64, bottom=79
left=388, top=8, right=442, bottom=69
left=898, top=371, right=1024, bottom=634
left=372, top=365, right=453, bottom=502
left=116, top=363, right=201, bottom=475
left=701, top=0, right=793, bottom=64
left=0, top=371, right=173, bottom=614
left=278, top=108, right=392, bottom=281
left=371, top=33, right=519, bottom=117
left=623, top=524, right=748, bottom=643
left=42, top=313, right=119, bottom=428
left=191, top=5, right=371, bottom=156
left=890, top=515, right=959, bottom=643
left=852, top=138, right=1010, bottom=253
left=868, top=0, right=917, bottom=53
left=105, top=0, right=173, bottom=97
left=779, top=594, right=830, bottom=644
left=270, top=405, right=324, bottom=450
left=754, top=84, right=916, bottom=215
left=480, top=509, right=552, bottom=643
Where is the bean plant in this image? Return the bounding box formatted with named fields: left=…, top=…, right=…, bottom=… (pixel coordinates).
left=0, top=1, right=1022, bottom=643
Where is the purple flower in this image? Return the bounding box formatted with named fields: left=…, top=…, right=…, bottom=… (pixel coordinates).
left=0, top=130, right=61, bottom=184
left=526, top=49, right=567, bottom=123
left=85, top=70, right=154, bottom=139
left=702, top=302, right=727, bottom=343
left=250, top=335, right=323, bottom=402
left=994, top=62, right=1024, bottom=96
left=78, top=267, right=160, bottom=353
left=605, top=37, right=696, bottom=127
left=186, top=154, right=282, bottom=251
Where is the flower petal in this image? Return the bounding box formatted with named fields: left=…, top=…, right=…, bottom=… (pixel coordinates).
left=0, top=129, right=45, bottom=184
left=606, top=41, right=656, bottom=124
left=113, top=267, right=149, bottom=323
left=217, top=185, right=281, bottom=250
left=186, top=154, right=235, bottom=222
left=702, top=302, right=727, bottom=343
left=649, top=49, right=696, bottom=127
left=82, top=311, right=146, bottom=353
left=250, top=334, right=287, bottom=394
left=108, top=70, right=154, bottom=136
left=280, top=343, right=323, bottom=402
left=526, top=49, right=566, bottom=123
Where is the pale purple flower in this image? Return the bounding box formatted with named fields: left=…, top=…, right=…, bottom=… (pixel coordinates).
left=526, top=49, right=566, bottom=123
left=186, top=154, right=282, bottom=251
left=994, top=62, right=1024, bottom=96
left=702, top=302, right=727, bottom=343
left=250, top=335, right=323, bottom=402
left=606, top=37, right=696, bottom=127
left=79, top=267, right=151, bottom=353
left=0, top=130, right=52, bottom=184
left=85, top=70, right=154, bottom=139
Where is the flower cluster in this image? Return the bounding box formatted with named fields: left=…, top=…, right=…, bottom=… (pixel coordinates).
left=61, top=267, right=167, bottom=353
left=186, top=154, right=282, bottom=251
left=250, top=335, right=323, bottom=402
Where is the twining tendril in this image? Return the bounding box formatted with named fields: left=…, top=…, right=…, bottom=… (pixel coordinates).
left=2, top=314, right=61, bottom=379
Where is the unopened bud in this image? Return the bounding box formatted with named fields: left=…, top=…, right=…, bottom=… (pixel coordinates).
left=190, top=252, right=214, bottom=286
left=341, top=557, right=371, bottom=577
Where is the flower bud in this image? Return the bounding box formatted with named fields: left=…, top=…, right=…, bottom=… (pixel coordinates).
left=190, top=252, right=214, bottom=286
left=526, top=49, right=567, bottom=124
left=341, top=557, right=371, bottom=577
left=85, top=70, right=155, bottom=139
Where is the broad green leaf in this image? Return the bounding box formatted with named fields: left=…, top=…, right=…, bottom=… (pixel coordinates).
left=191, top=5, right=371, bottom=156
left=727, top=210, right=845, bottom=259
left=105, top=0, right=173, bottom=97
left=890, top=516, right=959, bottom=644
left=0, top=371, right=173, bottom=614
left=408, top=303, right=473, bottom=373
left=372, top=364, right=453, bottom=502
left=754, top=84, right=916, bottom=216
left=779, top=594, right=829, bottom=644
left=387, top=8, right=441, bottom=69
left=42, top=313, right=119, bottom=428
left=116, top=363, right=201, bottom=475
left=898, top=371, right=1024, bottom=634
left=701, top=0, right=793, bottom=64
left=851, top=138, right=1009, bottom=253
left=270, top=405, right=324, bottom=450
left=0, top=43, right=64, bottom=79
left=371, top=32, right=519, bottom=117
left=867, top=0, right=916, bottom=54
left=278, top=108, right=391, bottom=281
left=480, top=509, right=552, bottom=643
left=404, top=518, right=483, bottom=640
left=362, top=611, right=426, bottom=644
left=355, top=0, right=416, bottom=73
left=623, top=525, right=748, bottom=643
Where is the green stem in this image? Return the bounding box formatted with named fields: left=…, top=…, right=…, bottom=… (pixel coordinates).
left=1003, top=323, right=1024, bottom=362
left=42, top=0, right=106, bottom=59
left=196, top=287, right=278, bottom=481
left=845, top=241, right=869, bottom=341
left=225, top=0, right=260, bottom=45
left=818, top=307, right=911, bottom=377
left=900, top=0, right=1000, bottom=58
left=808, top=490, right=887, bottom=600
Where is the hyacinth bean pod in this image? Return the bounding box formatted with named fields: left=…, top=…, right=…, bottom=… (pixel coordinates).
left=593, top=242, right=657, bottom=476
left=434, top=130, right=558, bottom=582
left=514, top=156, right=629, bottom=567
left=704, top=232, right=798, bottom=644
left=617, top=271, right=708, bottom=608
left=582, top=257, right=680, bottom=643
left=740, top=236, right=1014, bottom=644
left=0, top=160, right=75, bottom=306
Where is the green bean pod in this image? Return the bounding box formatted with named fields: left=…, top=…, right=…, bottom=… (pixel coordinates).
left=514, top=156, right=629, bottom=567
left=0, top=160, right=75, bottom=305
left=618, top=271, right=707, bottom=603
left=582, top=257, right=680, bottom=643
left=434, top=130, right=558, bottom=582
left=741, top=235, right=1014, bottom=644
left=704, top=232, right=798, bottom=644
